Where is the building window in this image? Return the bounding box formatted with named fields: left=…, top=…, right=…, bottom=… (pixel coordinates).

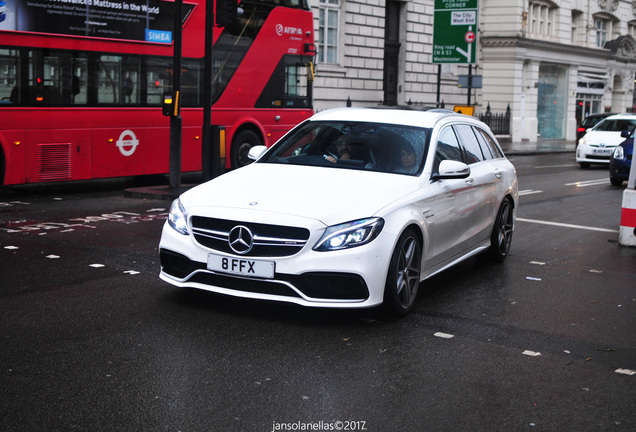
left=629, top=21, right=636, bottom=39
left=595, top=18, right=609, bottom=47
left=529, top=2, right=555, bottom=37
left=317, top=0, right=339, bottom=64
left=571, top=10, right=583, bottom=44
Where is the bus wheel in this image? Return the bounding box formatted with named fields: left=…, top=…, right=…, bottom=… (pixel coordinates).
left=231, top=130, right=262, bottom=168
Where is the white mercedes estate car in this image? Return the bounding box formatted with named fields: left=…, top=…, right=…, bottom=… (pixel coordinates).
left=159, top=108, right=518, bottom=316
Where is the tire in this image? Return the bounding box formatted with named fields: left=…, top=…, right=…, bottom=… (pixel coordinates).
left=489, top=198, right=514, bottom=263
left=610, top=177, right=623, bottom=187
left=231, top=129, right=262, bottom=168
left=383, top=229, right=422, bottom=317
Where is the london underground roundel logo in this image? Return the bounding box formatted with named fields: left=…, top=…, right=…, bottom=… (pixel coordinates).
left=116, top=130, right=139, bottom=156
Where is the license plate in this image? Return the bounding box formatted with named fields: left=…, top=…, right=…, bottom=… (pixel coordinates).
left=207, top=254, right=275, bottom=278
left=593, top=148, right=612, bottom=155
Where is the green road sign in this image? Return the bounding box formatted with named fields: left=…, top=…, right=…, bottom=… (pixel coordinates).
left=433, top=0, right=478, bottom=64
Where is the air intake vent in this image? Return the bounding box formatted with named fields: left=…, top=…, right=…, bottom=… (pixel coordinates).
left=36, top=143, right=72, bottom=182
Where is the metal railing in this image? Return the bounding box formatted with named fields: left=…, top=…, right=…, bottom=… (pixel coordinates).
left=479, top=104, right=511, bottom=135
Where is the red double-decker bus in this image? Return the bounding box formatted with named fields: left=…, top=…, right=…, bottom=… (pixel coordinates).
left=0, top=0, right=315, bottom=185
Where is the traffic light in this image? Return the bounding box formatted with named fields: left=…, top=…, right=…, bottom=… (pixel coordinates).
left=216, top=0, right=237, bottom=27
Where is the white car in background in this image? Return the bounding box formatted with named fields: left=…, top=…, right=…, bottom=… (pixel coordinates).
left=576, top=113, right=636, bottom=168
left=159, top=108, right=518, bottom=316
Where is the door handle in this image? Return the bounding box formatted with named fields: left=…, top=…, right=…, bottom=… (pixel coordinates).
left=494, top=169, right=503, bottom=179
left=465, top=178, right=474, bottom=185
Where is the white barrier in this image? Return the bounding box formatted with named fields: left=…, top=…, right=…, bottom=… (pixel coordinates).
left=619, top=189, right=636, bottom=247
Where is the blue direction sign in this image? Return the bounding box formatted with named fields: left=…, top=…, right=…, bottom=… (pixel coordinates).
left=433, top=0, right=478, bottom=64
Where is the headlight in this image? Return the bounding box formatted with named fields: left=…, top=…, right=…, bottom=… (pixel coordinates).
left=613, top=146, right=625, bottom=160
left=313, top=218, right=384, bottom=251
left=168, top=198, right=189, bottom=235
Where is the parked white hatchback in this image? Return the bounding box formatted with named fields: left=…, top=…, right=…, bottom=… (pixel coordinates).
left=159, top=108, right=518, bottom=316
left=576, top=113, right=636, bottom=168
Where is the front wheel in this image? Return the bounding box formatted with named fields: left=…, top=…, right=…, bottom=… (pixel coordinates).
left=231, top=129, right=263, bottom=169
left=384, top=229, right=422, bottom=317
left=489, top=198, right=514, bottom=262
left=610, top=177, right=623, bottom=187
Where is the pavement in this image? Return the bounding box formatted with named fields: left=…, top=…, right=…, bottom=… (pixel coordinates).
left=499, top=138, right=575, bottom=156
left=124, top=139, right=576, bottom=200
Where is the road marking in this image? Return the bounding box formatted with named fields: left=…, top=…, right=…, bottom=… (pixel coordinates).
left=517, top=218, right=619, bottom=233
left=535, top=164, right=577, bottom=169
left=434, top=332, right=454, bottom=339
left=519, top=190, right=543, bottom=196
left=565, top=178, right=609, bottom=188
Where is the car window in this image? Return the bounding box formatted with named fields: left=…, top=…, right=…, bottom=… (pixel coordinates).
left=259, top=121, right=431, bottom=175
left=434, top=126, right=463, bottom=173
left=473, top=126, right=504, bottom=159
left=594, top=119, right=636, bottom=132
left=453, top=124, right=484, bottom=164
left=581, top=116, right=604, bottom=128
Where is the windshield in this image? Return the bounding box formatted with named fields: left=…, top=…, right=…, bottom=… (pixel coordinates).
left=258, top=121, right=431, bottom=175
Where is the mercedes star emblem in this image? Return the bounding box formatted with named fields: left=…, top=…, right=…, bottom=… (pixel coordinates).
left=228, top=225, right=254, bottom=254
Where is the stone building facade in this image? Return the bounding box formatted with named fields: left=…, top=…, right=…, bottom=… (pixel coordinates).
left=310, top=0, right=474, bottom=111
left=311, top=0, right=636, bottom=142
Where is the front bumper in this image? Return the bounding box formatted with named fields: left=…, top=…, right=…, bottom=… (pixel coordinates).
left=576, top=144, right=615, bottom=164
left=158, top=221, right=394, bottom=308
left=609, top=159, right=632, bottom=181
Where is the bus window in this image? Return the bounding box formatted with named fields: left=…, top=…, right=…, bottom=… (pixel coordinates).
left=256, top=55, right=312, bottom=108
left=0, top=49, right=19, bottom=105
left=181, top=59, right=204, bottom=107
left=71, top=57, right=88, bottom=106
left=146, top=57, right=171, bottom=106
left=94, top=54, right=142, bottom=105
left=24, top=49, right=89, bottom=106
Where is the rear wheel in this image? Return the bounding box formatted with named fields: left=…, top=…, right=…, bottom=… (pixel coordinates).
left=489, top=198, right=514, bottom=262
left=231, top=129, right=262, bottom=168
left=384, top=229, right=422, bottom=316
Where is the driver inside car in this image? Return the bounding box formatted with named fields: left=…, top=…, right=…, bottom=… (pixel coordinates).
left=325, top=134, right=370, bottom=166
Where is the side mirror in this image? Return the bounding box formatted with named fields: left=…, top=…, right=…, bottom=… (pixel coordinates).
left=248, top=145, right=267, bottom=161
left=432, top=160, right=471, bottom=181
left=621, top=129, right=630, bottom=138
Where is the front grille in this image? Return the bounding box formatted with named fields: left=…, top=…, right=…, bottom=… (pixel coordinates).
left=191, top=216, right=310, bottom=257
left=160, top=249, right=206, bottom=279
left=587, top=155, right=611, bottom=161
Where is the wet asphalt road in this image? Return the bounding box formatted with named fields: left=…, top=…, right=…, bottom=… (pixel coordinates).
left=1, top=154, right=635, bottom=432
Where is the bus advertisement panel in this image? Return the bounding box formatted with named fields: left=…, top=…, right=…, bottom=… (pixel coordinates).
left=0, top=0, right=315, bottom=185
left=0, top=0, right=194, bottom=43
